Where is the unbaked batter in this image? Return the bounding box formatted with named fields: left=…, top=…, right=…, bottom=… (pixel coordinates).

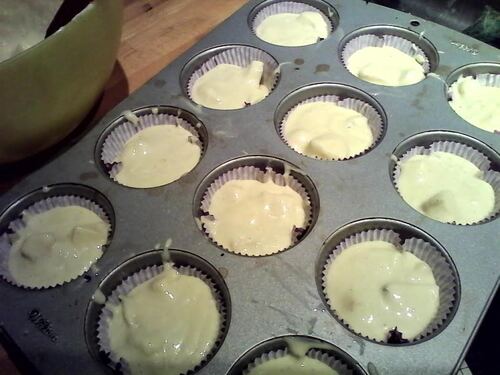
left=247, top=354, right=339, bottom=375
left=107, top=264, right=220, bottom=375
left=114, top=125, right=201, bottom=188
left=283, top=101, right=373, bottom=159
left=325, top=240, right=439, bottom=341
left=346, top=46, right=425, bottom=86
left=191, top=61, right=270, bottom=110
left=8, top=206, right=109, bottom=288
left=256, top=11, right=328, bottom=47
left=397, top=151, right=495, bottom=224
left=449, top=75, right=500, bottom=133
left=201, top=179, right=307, bottom=255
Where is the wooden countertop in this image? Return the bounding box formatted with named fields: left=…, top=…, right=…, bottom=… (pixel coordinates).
left=101, top=0, right=248, bottom=117
left=0, top=0, right=247, bottom=373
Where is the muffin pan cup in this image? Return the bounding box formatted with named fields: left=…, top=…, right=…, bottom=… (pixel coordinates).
left=446, top=63, right=500, bottom=95
left=446, top=67, right=500, bottom=133
left=243, top=348, right=353, bottom=374
left=250, top=0, right=334, bottom=46
left=98, top=106, right=206, bottom=187
left=0, top=0, right=499, bottom=374
left=0, top=185, right=114, bottom=289
left=229, top=335, right=364, bottom=375
left=321, top=228, right=458, bottom=344
left=279, top=93, right=384, bottom=160
left=185, top=45, right=280, bottom=109
left=96, top=256, right=227, bottom=374
left=198, top=164, right=313, bottom=256
left=392, top=140, right=500, bottom=225
left=341, top=33, right=431, bottom=77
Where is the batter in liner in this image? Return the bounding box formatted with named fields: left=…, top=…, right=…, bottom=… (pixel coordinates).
left=255, top=11, right=328, bottom=47
left=346, top=46, right=425, bottom=86
left=201, top=179, right=308, bottom=255
left=324, top=240, right=439, bottom=341
left=107, top=264, right=220, bottom=375
left=8, top=205, right=109, bottom=288
left=113, top=125, right=201, bottom=188
left=283, top=101, right=373, bottom=159
left=397, top=151, right=495, bottom=224
left=191, top=61, right=271, bottom=110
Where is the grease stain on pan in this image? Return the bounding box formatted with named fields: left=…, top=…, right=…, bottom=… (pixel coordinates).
left=79, top=171, right=98, bottom=181
left=315, top=64, right=330, bottom=73
left=154, top=79, right=166, bottom=88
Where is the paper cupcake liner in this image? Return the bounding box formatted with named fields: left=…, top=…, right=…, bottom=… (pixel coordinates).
left=186, top=46, right=279, bottom=107
left=279, top=94, right=384, bottom=160
left=473, top=73, right=500, bottom=88
left=322, top=228, right=458, bottom=344
left=251, top=1, right=332, bottom=41
left=96, top=263, right=227, bottom=375
left=447, top=73, right=500, bottom=134
left=393, top=141, right=500, bottom=225
left=0, top=195, right=112, bottom=289
left=243, top=348, right=354, bottom=375
left=448, top=73, right=500, bottom=99
left=100, top=111, right=203, bottom=183
left=199, top=165, right=312, bottom=256
left=342, top=34, right=430, bottom=78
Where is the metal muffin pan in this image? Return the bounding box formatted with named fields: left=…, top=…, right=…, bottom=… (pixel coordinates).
left=0, top=0, right=499, bottom=374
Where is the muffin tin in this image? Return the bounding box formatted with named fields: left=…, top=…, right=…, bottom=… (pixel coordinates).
left=0, top=0, right=499, bottom=374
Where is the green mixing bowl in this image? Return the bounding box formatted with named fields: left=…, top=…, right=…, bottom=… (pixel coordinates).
left=0, top=0, right=123, bottom=164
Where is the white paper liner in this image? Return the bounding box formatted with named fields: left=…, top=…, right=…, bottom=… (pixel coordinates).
left=100, top=111, right=203, bottom=184
left=341, top=34, right=430, bottom=83
left=199, top=165, right=312, bottom=256
left=393, top=141, right=500, bottom=225
left=279, top=94, right=384, bottom=160
left=186, top=46, right=279, bottom=108
left=0, top=195, right=112, bottom=289
left=96, top=262, right=227, bottom=375
left=251, top=1, right=332, bottom=45
left=448, top=73, right=500, bottom=98
left=447, top=73, right=500, bottom=134
left=243, top=348, right=354, bottom=375
left=321, top=228, right=458, bottom=343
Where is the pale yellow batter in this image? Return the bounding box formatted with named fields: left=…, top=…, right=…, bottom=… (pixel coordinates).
left=201, top=179, right=307, bottom=255
left=191, top=61, right=270, bottom=109
left=8, top=206, right=109, bottom=288
left=247, top=354, right=338, bottom=375
left=325, top=240, right=439, bottom=341
left=398, top=151, right=495, bottom=224
left=283, top=101, right=373, bottom=159
left=255, top=11, right=329, bottom=47
left=114, top=125, right=201, bottom=188
left=346, top=46, right=425, bottom=86
left=449, top=75, right=500, bottom=133
left=107, top=264, right=220, bottom=375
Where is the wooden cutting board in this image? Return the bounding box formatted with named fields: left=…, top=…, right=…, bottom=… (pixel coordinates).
left=0, top=1, right=247, bottom=373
